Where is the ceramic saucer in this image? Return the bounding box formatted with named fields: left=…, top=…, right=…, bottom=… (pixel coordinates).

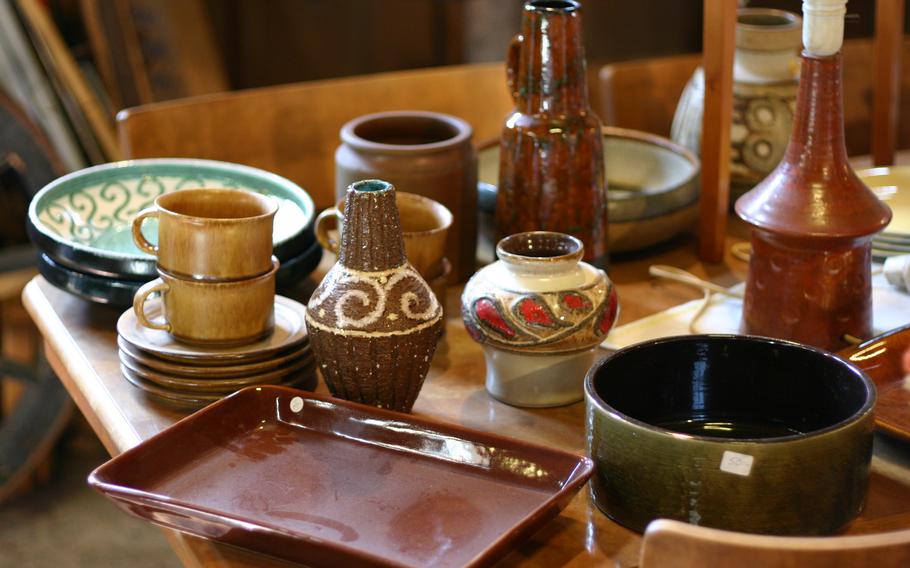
left=119, top=349, right=315, bottom=393
left=118, top=295, right=308, bottom=363
left=120, top=364, right=317, bottom=410
left=117, top=337, right=310, bottom=377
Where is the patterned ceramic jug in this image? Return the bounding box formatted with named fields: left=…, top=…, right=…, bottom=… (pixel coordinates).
left=461, top=231, right=618, bottom=407
left=305, top=180, right=443, bottom=412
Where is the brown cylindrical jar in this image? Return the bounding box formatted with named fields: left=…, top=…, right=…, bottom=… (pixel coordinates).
left=335, top=111, right=477, bottom=282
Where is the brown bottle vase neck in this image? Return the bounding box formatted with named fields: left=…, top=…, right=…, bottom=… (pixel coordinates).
left=338, top=180, right=407, bottom=272
left=783, top=51, right=849, bottom=172
left=513, top=0, right=590, bottom=115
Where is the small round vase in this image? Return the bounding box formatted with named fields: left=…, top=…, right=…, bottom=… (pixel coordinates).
left=672, top=8, right=801, bottom=199
left=461, top=232, right=618, bottom=408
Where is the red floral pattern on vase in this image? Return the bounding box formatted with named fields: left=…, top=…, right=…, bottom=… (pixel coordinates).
left=513, top=295, right=566, bottom=328
left=597, top=287, right=619, bottom=336
left=560, top=291, right=592, bottom=313
left=473, top=297, right=517, bottom=339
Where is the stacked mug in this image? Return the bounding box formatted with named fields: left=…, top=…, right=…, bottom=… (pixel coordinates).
left=131, top=188, right=279, bottom=345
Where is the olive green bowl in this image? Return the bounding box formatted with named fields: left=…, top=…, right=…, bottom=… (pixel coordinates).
left=585, top=334, right=876, bottom=536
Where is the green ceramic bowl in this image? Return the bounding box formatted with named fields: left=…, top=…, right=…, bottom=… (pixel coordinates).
left=585, top=334, right=875, bottom=536
left=28, top=158, right=315, bottom=279
left=477, top=126, right=700, bottom=255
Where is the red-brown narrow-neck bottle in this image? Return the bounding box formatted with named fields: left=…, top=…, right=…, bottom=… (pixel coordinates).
left=497, top=0, right=607, bottom=268
left=735, top=51, right=891, bottom=351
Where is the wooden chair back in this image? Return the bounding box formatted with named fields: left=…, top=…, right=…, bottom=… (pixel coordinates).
left=117, top=63, right=513, bottom=209
left=641, top=519, right=910, bottom=568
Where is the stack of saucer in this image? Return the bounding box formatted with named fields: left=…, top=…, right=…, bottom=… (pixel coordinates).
left=116, top=296, right=314, bottom=410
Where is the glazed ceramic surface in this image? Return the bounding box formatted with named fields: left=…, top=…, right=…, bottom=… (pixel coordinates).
left=839, top=324, right=910, bottom=441
left=131, top=188, right=277, bottom=280
left=119, top=349, right=314, bottom=393
left=672, top=8, right=801, bottom=198
left=118, top=295, right=308, bottom=363
left=316, top=191, right=453, bottom=280
left=38, top=238, right=322, bottom=308
left=306, top=180, right=443, bottom=412
left=117, top=336, right=309, bottom=378
left=736, top=52, right=891, bottom=351
left=88, top=386, right=594, bottom=567
left=498, top=0, right=607, bottom=267
left=335, top=111, right=476, bottom=281
left=28, top=158, right=315, bottom=278
left=586, top=335, right=875, bottom=535
left=857, top=166, right=910, bottom=238
left=462, top=232, right=618, bottom=407
left=133, top=259, right=277, bottom=346
left=477, top=127, right=700, bottom=256
left=119, top=366, right=316, bottom=410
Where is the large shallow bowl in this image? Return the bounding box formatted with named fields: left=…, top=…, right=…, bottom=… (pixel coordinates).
left=585, top=334, right=875, bottom=536
left=477, top=126, right=700, bottom=255
left=28, top=158, right=316, bottom=279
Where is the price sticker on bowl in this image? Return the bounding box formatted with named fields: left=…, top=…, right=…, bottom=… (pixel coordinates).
left=720, top=450, right=754, bottom=477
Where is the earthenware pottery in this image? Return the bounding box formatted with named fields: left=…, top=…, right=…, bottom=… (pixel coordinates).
left=117, top=337, right=310, bottom=378
left=132, top=188, right=277, bottom=281
left=117, top=295, right=309, bottom=364
left=736, top=4, right=891, bottom=352
left=89, top=386, right=593, bottom=567
left=586, top=335, right=875, bottom=535
left=133, top=258, right=277, bottom=346
left=306, top=180, right=443, bottom=412
left=476, top=127, right=700, bottom=261
left=461, top=231, right=618, bottom=407
left=498, top=0, right=607, bottom=268
left=38, top=237, right=322, bottom=308
left=857, top=166, right=910, bottom=247
left=28, top=158, right=315, bottom=279
left=315, top=191, right=453, bottom=283
left=672, top=8, right=801, bottom=200
left=839, top=324, right=910, bottom=441
left=335, top=111, right=476, bottom=281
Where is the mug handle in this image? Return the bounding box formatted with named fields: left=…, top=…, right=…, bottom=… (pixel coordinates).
left=133, top=278, right=170, bottom=332
left=315, top=207, right=341, bottom=254
left=506, top=34, right=523, bottom=103
left=131, top=207, right=159, bottom=255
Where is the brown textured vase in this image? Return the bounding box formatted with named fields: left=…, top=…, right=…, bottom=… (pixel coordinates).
left=735, top=52, right=891, bottom=351
left=497, top=0, right=607, bottom=268
left=305, top=179, right=443, bottom=412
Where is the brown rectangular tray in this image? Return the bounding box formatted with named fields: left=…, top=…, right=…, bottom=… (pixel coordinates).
left=89, top=386, right=593, bottom=567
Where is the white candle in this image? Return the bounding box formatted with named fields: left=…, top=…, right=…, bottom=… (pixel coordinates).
left=802, top=0, right=847, bottom=56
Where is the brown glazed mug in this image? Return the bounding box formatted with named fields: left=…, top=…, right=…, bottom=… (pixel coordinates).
left=335, top=111, right=476, bottom=281
left=132, top=188, right=278, bottom=281
left=133, top=258, right=278, bottom=345
left=316, top=191, right=453, bottom=281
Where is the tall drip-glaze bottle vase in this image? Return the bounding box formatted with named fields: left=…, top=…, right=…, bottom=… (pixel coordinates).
left=497, top=0, right=607, bottom=268
left=735, top=0, right=891, bottom=352
left=305, top=180, right=443, bottom=412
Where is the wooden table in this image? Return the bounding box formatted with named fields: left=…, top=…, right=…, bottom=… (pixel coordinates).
left=20, top=226, right=910, bottom=567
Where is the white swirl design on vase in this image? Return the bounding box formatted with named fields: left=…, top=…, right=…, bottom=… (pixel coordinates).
left=310, top=264, right=440, bottom=330
left=333, top=274, right=387, bottom=328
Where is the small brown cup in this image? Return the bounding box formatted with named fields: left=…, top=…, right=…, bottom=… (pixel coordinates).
left=132, top=188, right=278, bottom=281
left=315, top=191, right=453, bottom=279
left=133, top=258, right=278, bottom=346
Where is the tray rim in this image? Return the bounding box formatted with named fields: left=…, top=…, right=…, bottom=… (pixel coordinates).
left=88, top=386, right=595, bottom=568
